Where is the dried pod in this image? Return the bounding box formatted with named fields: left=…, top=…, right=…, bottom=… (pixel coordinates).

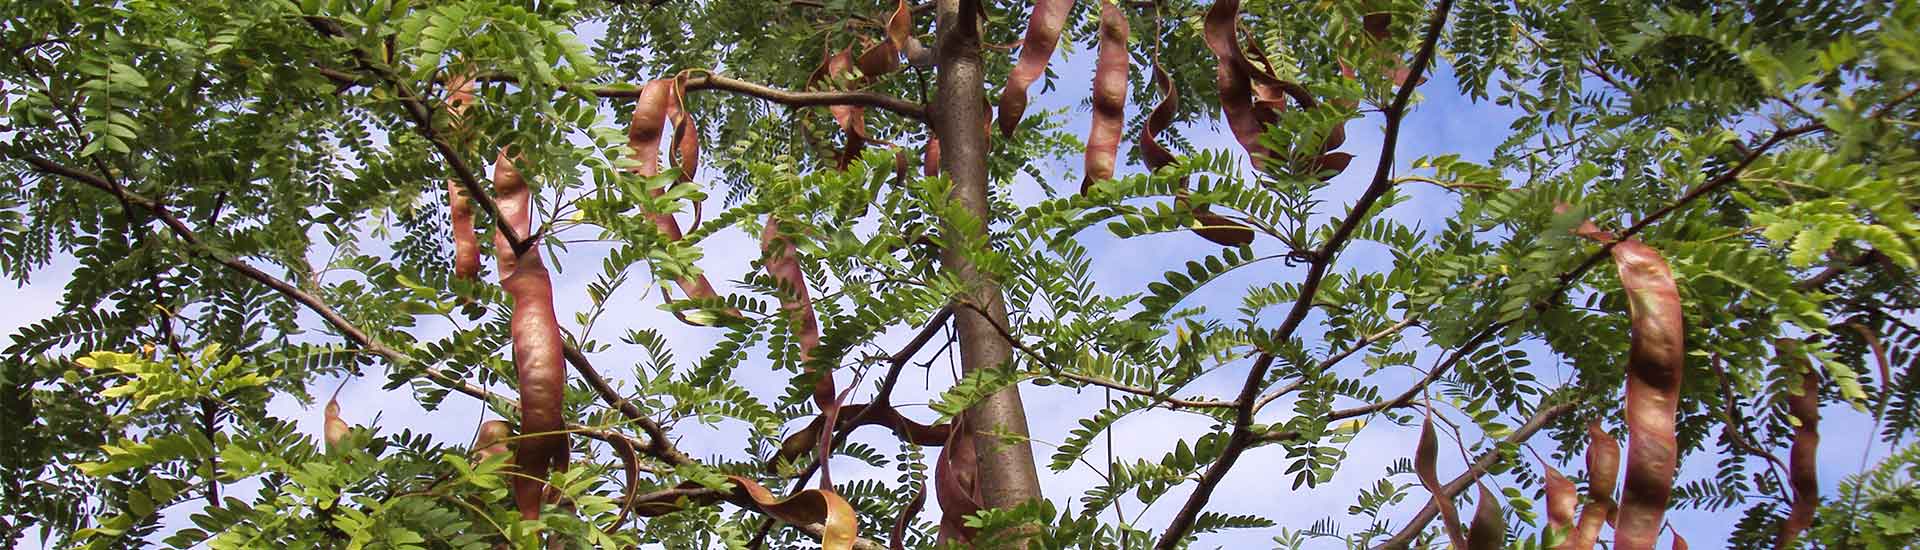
left=1572, top=223, right=1684, bottom=550
left=630, top=79, right=736, bottom=324
left=728, top=475, right=859, bottom=550
left=446, top=75, right=481, bottom=280
left=1417, top=412, right=1469, bottom=549
left=1467, top=484, right=1508, bottom=550
left=1142, top=58, right=1253, bottom=246
left=497, top=151, right=569, bottom=520
left=856, top=0, right=914, bottom=78
left=811, top=47, right=869, bottom=169
left=489, top=150, right=531, bottom=280
left=473, top=419, right=512, bottom=461
left=323, top=398, right=349, bottom=450
left=1776, top=338, right=1821, bottom=549
left=935, top=418, right=982, bottom=544
left=1202, top=0, right=1266, bottom=161
left=1081, top=0, right=1128, bottom=194
left=1543, top=463, right=1577, bottom=536
left=1565, top=421, right=1621, bottom=550
left=996, top=0, right=1075, bottom=136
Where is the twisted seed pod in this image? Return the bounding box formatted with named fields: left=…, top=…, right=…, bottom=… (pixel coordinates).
left=630, top=80, right=735, bottom=325
left=1568, top=217, right=1684, bottom=550
left=1777, top=338, right=1821, bottom=549
left=1543, top=462, right=1578, bottom=536
left=445, top=75, right=481, bottom=280
left=996, top=0, right=1075, bottom=136
left=935, top=418, right=982, bottom=544
left=323, top=398, right=349, bottom=450
left=728, top=475, right=859, bottom=550
left=473, top=419, right=512, bottom=462
left=1141, top=63, right=1253, bottom=247
left=1467, top=484, right=1507, bottom=550
left=1417, top=412, right=1469, bottom=549
left=857, top=0, right=914, bottom=78
left=1564, top=421, right=1621, bottom=550
left=774, top=402, right=952, bottom=467
left=1081, top=0, right=1128, bottom=194
left=1202, top=0, right=1265, bottom=161
left=496, top=150, right=569, bottom=520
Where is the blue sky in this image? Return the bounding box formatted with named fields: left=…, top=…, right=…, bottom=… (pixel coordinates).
left=4, top=12, right=1901, bottom=550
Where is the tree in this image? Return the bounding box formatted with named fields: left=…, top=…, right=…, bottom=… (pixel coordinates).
left=2, top=0, right=1917, bottom=548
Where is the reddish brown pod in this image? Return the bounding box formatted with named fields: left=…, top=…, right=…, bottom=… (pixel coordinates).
left=472, top=419, right=512, bottom=462
left=629, top=79, right=735, bottom=325
left=1081, top=0, right=1129, bottom=194
left=1776, top=339, right=1821, bottom=549
left=810, top=47, right=870, bottom=169
left=495, top=152, right=569, bottom=520
left=935, top=418, right=982, bottom=544
left=1202, top=0, right=1267, bottom=162
left=1416, top=411, right=1469, bottom=549
left=727, top=475, right=859, bottom=550
left=1140, top=63, right=1254, bottom=247
left=1573, top=221, right=1684, bottom=550
left=1542, top=462, right=1577, bottom=537
left=445, top=74, right=481, bottom=280
left=997, top=0, right=1075, bottom=137
left=1563, top=421, right=1621, bottom=550
left=489, top=150, right=531, bottom=281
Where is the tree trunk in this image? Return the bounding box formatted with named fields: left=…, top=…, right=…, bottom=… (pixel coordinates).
left=930, top=0, right=1046, bottom=512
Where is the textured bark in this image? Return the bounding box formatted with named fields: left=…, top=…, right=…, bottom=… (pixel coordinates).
left=932, top=0, right=1045, bottom=515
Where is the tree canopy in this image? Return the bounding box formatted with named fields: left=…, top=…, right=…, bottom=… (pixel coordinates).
left=2, top=0, right=1918, bottom=549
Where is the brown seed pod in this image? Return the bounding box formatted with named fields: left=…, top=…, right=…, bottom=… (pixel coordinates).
left=489, top=149, right=531, bottom=281
left=810, top=46, right=870, bottom=169
left=1467, top=484, right=1507, bottom=550
left=1141, top=62, right=1253, bottom=247
left=924, top=138, right=941, bottom=177
left=1202, top=0, right=1265, bottom=161
left=1417, top=411, right=1469, bottom=549
left=1543, top=462, right=1578, bottom=536
left=1568, top=216, right=1684, bottom=550
left=1776, top=338, right=1821, bottom=549
left=996, top=0, right=1076, bottom=137
left=773, top=402, right=953, bottom=468
left=446, top=75, right=481, bottom=281
left=629, top=79, right=736, bottom=325
left=856, top=0, right=914, bottom=78
left=472, top=419, right=512, bottom=462
left=323, top=398, right=350, bottom=450
left=1565, top=421, right=1621, bottom=550
left=934, top=418, right=982, bottom=544
left=1081, top=0, right=1128, bottom=194
left=497, top=152, right=569, bottom=520
left=728, top=475, right=859, bottom=550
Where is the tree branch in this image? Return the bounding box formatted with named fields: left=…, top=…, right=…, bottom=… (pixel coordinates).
left=1152, top=2, right=1456, bottom=546
left=1369, top=401, right=1577, bottom=550
left=317, top=68, right=928, bottom=121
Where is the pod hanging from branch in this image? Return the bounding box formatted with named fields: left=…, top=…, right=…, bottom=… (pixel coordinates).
left=1417, top=410, right=1469, bottom=549
left=727, top=475, right=859, bottom=550
left=1776, top=338, right=1821, bottom=549
left=1467, top=484, right=1508, bottom=550
left=1566, top=210, right=1685, bottom=550
left=1543, top=462, right=1577, bottom=537
left=1081, top=0, right=1128, bottom=194
left=1141, top=62, right=1253, bottom=247
left=630, top=79, right=736, bottom=325
left=323, top=398, right=349, bottom=450
left=472, top=419, right=512, bottom=462
left=1564, top=421, right=1621, bottom=550
left=494, top=149, right=570, bottom=520
left=935, top=418, right=982, bottom=544
left=810, top=46, right=871, bottom=170
left=856, top=0, right=915, bottom=78
left=996, top=0, right=1075, bottom=137
left=445, top=74, right=481, bottom=280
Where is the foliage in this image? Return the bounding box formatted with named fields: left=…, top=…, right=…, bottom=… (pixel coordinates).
left=1, top=0, right=1917, bottom=548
